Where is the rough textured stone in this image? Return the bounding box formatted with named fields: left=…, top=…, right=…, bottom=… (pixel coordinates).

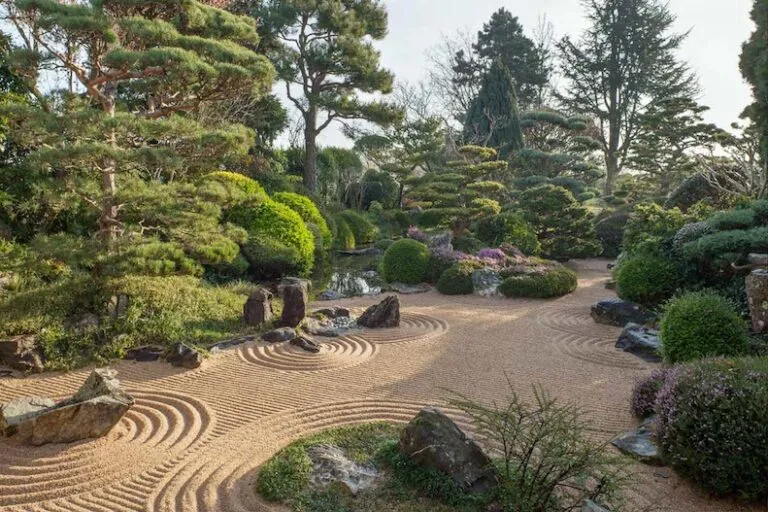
left=125, top=345, right=164, bottom=362
left=746, top=269, right=768, bottom=334
left=318, top=290, right=344, bottom=301
left=0, top=335, right=44, bottom=373
left=749, top=253, right=768, bottom=266
left=243, top=288, right=272, bottom=326
left=611, top=417, right=661, bottom=465
left=290, top=335, right=320, bottom=353
left=107, top=294, right=130, bottom=321
left=583, top=500, right=612, bottom=512
left=591, top=299, right=655, bottom=327
left=166, top=343, right=203, bottom=369
left=399, top=407, right=498, bottom=495
left=312, top=307, right=351, bottom=319
left=278, top=277, right=311, bottom=298
left=471, top=268, right=502, bottom=297
left=307, top=444, right=379, bottom=495
left=262, top=327, right=297, bottom=343
left=616, top=323, right=662, bottom=362
left=428, top=232, right=453, bottom=249
left=281, top=283, right=308, bottom=328
left=387, top=282, right=432, bottom=294
left=357, top=296, right=400, bottom=328
left=0, top=369, right=134, bottom=446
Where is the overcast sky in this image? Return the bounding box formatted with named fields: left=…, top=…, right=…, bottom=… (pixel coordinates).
left=308, top=0, right=754, bottom=148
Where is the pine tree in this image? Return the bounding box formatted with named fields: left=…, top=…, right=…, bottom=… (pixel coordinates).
left=0, top=0, right=274, bottom=261
left=463, top=61, right=524, bottom=159
left=740, top=0, right=768, bottom=163
left=557, top=0, right=696, bottom=196
left=231, top=0, right=401, bottom=194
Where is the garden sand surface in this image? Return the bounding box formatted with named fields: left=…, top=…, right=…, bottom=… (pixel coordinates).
left=0, top=260, right=761, bottom=512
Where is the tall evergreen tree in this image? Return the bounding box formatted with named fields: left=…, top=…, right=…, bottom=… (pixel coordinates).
left=231, top=0, right=401, bottom=194
left=0, top=0, right=274, bottom=248
left=740, top=0, right=768, bottom=163
left=463, top=60, right=523, bottom=158
left=557, top=0, right=696, bottom=196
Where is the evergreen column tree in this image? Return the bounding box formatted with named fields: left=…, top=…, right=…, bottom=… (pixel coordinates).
left=463, top=60, right=524, bottom=159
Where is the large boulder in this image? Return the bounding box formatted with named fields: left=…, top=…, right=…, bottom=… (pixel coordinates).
left=591, top=299, right=655, bottom=327
left=306, top=444, right=379, bottom=495
left=262, top=327, right=297, bottom=343
left=611, top=417, right=661, bottom=465
left=166, top=342, right=203, bottom=369
left=0, top=335, right=44, bottom=373
left=0, top=369, right=134, bottom=446
left=278, top=277, right=311, bottom=298
left=399, top=407, right=498, bottom=495
left=615, top=323, right=662, bottom=362
left=357, top=296, right=400, bottom=328
left=281, top=283, right=308, bottom=328
left=243, top=288, right=272, bottom=326
left=746, top=269, right=768, bottom=334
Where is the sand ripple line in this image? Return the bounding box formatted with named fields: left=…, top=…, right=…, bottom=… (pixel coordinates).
left=0, top=390, right=213, bottom=507
left=238, top=335, right=377, bottom=372
left=356, top=312, right=449, bottom=344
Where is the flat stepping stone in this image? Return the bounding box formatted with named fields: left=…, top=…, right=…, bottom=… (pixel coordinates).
left=615, top=323, right=662, bottom=362
left=612, top=417, right=662, bottom=465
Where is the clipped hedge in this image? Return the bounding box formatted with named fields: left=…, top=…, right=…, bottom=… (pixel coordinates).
left=436, top=260, right=480, bottom=295
left=204, top=171, right=267, bottom=199
left=660, top=291, right=750, bottom=363
left=656, top=358, right=768, bottom=499
left=337, top=210, right=378, bottom=245
left=380, top=239, right=429, bottom=284
left=615, top=253, right=681, bottom=308
left=273, top=191, right=332, bottom=248
left=498, top=267, right=577, bottom=299
left=227, top=199, right=315, bottom=276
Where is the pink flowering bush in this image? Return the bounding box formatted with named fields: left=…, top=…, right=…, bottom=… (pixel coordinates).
left=630, top=368, right=672, bottom=418
left=477, top=248, right=506, bottom=260
left=407, top=225, right=428, bottom=243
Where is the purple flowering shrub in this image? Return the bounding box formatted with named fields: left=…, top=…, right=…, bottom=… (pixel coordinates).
left=655, top=358, right=768, bottom=500
left=477, top=248, right=506, bottom=260
left=630, top=368, right=672, bottom=418
left=407, top=225, right=428, bottom=243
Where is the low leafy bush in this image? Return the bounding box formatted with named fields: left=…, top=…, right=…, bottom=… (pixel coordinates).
left=436, top=260, right=481, bottom=295
left=498, top=266, right=577, bottom=299
left=594, top=212, right=629, bottom=258
left=337, top=210, right=378, bottom=245
left=452, top=235, right=484, bottom=254
left=630, top=368, right=671, bottom=419
left=227, top=199, right=315, bottom=276
left=656, top=358, right=768, bottom=499
left=332, top=215, right=356, bottom=250
left=623, top=203, right=688, bottom=255
left=615, top=253, right=682, bottom=308
left=380, top=239, right=429, bottom=284
left=204, top=171, right=267, bottom=200
left=241, top=236, right=304, bottom=280
left=273, top=192, right=332, bottom=248
left=660, top=291, right=750, bottom=363
left=476, top=213, right=540, bottom=255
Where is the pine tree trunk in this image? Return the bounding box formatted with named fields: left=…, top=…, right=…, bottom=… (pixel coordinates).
left=603, top=152, right=619, bottom=197
left=746, top=269, right=768, bottom=333
left=303, top=108, right=318, bottom=194
left=100, top=84, right=119, bottom=243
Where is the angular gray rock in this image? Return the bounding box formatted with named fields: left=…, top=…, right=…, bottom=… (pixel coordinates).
left=262, top=327, right=297, bottom=343
left=125, top=345, right=164, bottom=362
left=307, top=444, right=380, bottom=495
left=278, top=277, right=311, bottom=298
left=399, top=407, right=498, bottom=495
left=591, top=299, right=655, bottom=327
left=243, top=288, right=272, bottom=326
left=611, top=417, right=661, bottom=465
left=281, top=283, right=308, bottom=328
left=357, top=296, right=400, bottom=328
left=746, top=269, right=768, bottom=334
left=318, top=290, right=344, bottom=301
left=0, top=369, right=134, bottom=446
left=290, top=335, right=321, bottom=353
left=166, top=342, right=203, bottom=369
left=616, top=323, right=662, bottom=362
left=312, top=307, right=351, bottom=319
left=0, top=335, right=44, bottom=373
left=387, top=282, right=432, bottom=295
left=472, top=268, right=502, bottom=297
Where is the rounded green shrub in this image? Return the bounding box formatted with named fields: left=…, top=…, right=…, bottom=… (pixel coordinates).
left=498, top=267, right=578, bottom=299
left=660, top=291, right=750, bottom=363
left=452, top=235, right=484, bottom=254
left=476, top=214, right=540, bottom=255
left=241, top=236, right=305, bottom=280
left=615, top=253, right=681, bottom=307
left=227, top=199, right=314, bottom=276
left=273, top=191, right=332, bottom=247
left=380, top=239, right=429, bottom=284
left=332, top=216, right=356, bottom=250
left=436, top=260, right=480, bottom=295
left=337, top=210, right=378, bottom=245
left=204, top=171, right=267, bottom=199
left=656, top=358, right=768, bottom=499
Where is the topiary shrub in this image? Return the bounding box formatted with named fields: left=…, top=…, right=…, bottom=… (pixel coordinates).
left=498, top=266, right=577, bottom=299
left=332, top=215, right=356, bottom=250
left=594, top=212, right=630, bottom=258
left=615, top=253, right=682, bottom=308
left=452, top=235, right=484, bottom=254
left=380, top=239, right=429, bottom=284
left=656, top=358, right=768, bottom=499
left=273, top=192, right=332, bottom=248
left=660, top=291, right=750, bottom=363
left=337, top=210, right=378, bottom=245
left=241, top=236, right=304, bottom=280
left=475, top=214, right=540, bottom=255
left=672, top=221, right=712, bottom=255
left=227, top=199, right=315, bottom=276
left=623, top=203, right=688, bottom=255
left=204, top=171, right=267, bottom=199
left=630, top=369, right=671, bottom=419
left=436, top=260, right=481, bottom=295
